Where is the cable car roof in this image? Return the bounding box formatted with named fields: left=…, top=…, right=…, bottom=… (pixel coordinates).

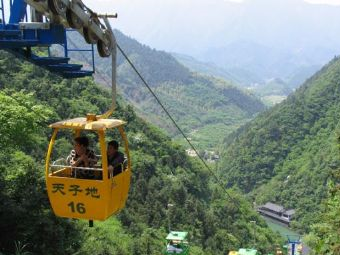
left=166, top=231, right=188, bottom=241
left=49, top=117, right=126, bottom=131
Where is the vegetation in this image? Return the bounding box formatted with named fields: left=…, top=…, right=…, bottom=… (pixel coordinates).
left=302, top=130, right=340, bottom=254
left=172, top=52, right=261, bottom=86
left=250, top=78, right=291, bottom=97
left=219, top=56, right=340, bottom=233
left=0, top=50, right=280, bottom=254
left=65, top=30, right=266, bottom=150
left=261, top=96, right=287, bottom=107
left=304, top=179, right=340, bottom=254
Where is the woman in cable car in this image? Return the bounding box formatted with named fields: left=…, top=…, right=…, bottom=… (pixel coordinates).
left=45, top=114, right=131, bottom=222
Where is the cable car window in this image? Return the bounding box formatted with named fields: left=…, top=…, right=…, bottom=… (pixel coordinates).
left=49, top=130, right=104, bottom=180
left=106, top=128, right=128, bottom=176
left=49, top=129, right=73, bottom=177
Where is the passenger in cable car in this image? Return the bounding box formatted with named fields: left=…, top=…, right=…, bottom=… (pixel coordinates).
left=107, top=140, right=125, bottom=177
left=67, top=136, right=98, bottom=179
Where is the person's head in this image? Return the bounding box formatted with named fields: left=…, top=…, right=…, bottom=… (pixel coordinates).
left=107, top=140, right=119, bottom=157
left=74, top=136, right=89, bottom=155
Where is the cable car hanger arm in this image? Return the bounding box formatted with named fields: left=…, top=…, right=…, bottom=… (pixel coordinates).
left=96, top=17, right=116, bottom=120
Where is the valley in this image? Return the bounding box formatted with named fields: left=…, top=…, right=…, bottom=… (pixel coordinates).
left=1, top=0, right=340, bottom=253
left=65, top=30, right=266, bottom=151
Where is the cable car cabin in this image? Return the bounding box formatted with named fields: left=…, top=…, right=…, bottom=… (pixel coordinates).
left=45, top=116, right=131, bottom=221
left=164, top=231, right=190, bottom=255
left=228, top=249, right=259, bottom=255
left=238, top=249, right=258, bottom=255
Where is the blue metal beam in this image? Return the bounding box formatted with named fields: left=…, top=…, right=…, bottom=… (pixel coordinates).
left=9, top=0, right=26, bottom=24
left=1, top=1, right=95, bottom=78
left=0, top=0, right=5, bottom=25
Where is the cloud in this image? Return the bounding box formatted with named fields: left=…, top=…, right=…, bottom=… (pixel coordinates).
left=224, top=0, right=244, bottom=2
left=304, top=0, right=340, bottom=5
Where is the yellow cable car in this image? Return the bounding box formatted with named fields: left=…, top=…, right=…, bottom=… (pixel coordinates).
left=42, top=5, right=131, bottom=223
left=45, top=115, right=131, bottom=221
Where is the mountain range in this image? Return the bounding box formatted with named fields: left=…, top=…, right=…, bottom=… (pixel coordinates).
left=95, top=0, right=340, bottom=93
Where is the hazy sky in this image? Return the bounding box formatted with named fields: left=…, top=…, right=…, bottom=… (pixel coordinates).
left=84, top=0, right=340, bottom=12
left=295, top=0, right=340, bottom=4
left=227, top=0, right=340, bottom=3
left=84, top=0, right=340, bottom=52
left=84, top=0, right=340, bottom=42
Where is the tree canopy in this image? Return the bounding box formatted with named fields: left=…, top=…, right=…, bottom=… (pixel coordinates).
left=219, top=56, right=340, bottom=233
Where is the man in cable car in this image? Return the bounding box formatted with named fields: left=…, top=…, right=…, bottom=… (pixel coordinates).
left=67, top=136, right=98, bottom=179
left=107, top=140, right=125, bottom=177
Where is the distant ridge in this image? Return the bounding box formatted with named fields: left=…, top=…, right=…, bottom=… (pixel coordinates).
left=67, top=30, right=266, bottom=149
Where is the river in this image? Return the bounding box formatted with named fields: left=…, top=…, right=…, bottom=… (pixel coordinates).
left=262, top=216, right=299, bottom=237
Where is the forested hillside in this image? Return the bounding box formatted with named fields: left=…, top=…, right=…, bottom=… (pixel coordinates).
left=219, top=56, right=340, bottom=232
left=305, top=168, right=340, bottom=254
left=65, top=30, right=265, bottom=150
left=0, top=50, right=280, bottom=255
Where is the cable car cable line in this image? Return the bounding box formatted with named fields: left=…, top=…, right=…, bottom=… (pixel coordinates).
left=116, top=43, right=242, bottom=211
